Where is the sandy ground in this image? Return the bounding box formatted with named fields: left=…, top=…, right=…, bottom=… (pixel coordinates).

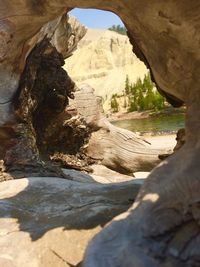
left=109, top=111, right=151, bottom=121
left=108, top=108, right=185, bottom=122
left=134, top=134, right=176, bottom=179
left=145, top=134, right=176, bottom=150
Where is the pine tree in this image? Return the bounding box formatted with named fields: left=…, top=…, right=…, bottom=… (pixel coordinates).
left=108, top=25, right=127, bottom=35
left=125, top=75, right=130, bottom=95
left=125, top=72, right=165, bottom=112
left=111, top=94, right=119, bottom=112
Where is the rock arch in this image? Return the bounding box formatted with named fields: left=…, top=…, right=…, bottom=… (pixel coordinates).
left=2, top=0, right=198, bottom=116
left=1, top=1, right=200, bottom=266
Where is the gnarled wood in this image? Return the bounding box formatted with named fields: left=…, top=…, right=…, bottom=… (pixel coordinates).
left=73, top=84, right=169, bottom=175
left=0, top=14, right=87, bottom=180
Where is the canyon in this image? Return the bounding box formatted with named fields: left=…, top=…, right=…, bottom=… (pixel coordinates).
left=65, top=27, right=147, bottom=111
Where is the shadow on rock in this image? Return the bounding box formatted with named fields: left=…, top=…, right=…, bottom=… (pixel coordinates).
left=0, top=176, right=143, bottom=241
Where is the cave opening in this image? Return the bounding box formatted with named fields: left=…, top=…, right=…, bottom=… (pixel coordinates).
left=0, top=6, right=186, bottom=181
left=63, top=8, right=185, bottom=177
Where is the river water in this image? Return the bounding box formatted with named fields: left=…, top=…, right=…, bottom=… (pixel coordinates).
left=111, top=113, right=185, bottom=134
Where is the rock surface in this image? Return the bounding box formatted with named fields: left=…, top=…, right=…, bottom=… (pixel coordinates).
left=0, top=176, right=142, bottom=267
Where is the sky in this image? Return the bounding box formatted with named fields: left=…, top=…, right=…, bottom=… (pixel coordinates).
left=69, top=8, right=124, bottom=29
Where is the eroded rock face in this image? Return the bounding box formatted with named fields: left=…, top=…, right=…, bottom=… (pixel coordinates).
left=64, top=28, right=147, bottom=111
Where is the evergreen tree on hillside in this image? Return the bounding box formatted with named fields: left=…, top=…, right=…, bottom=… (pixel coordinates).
left=108, top=25, right=127, bottom=35
left=123, top=72, right=166, bottom=112
left=111, top=94, right=119, bottom=112
left=125, top=75, right=130, bottom=95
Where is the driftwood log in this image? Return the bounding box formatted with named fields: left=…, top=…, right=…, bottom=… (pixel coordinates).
left=73, top=84, right=168, bottom=175
left=0, top=1, right=200, bottom=267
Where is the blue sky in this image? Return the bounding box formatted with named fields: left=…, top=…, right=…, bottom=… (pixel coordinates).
left=69, top=8, right=124, bottom=29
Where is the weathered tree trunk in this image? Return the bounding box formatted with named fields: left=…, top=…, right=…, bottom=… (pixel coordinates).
left=0, top=15, right=87, bottom=180
left=73, top=84, right=169, bottom=175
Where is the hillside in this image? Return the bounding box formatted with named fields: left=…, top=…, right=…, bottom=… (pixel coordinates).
left=64, top=28, right=148, bottom=111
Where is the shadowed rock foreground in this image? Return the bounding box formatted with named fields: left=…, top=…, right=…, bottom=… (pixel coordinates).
left=0, top=1, right=200, bottom=267
left=0, top=176, right=142, bottom=267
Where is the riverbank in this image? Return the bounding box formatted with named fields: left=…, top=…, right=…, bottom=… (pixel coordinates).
left=108, top=110, right=151, bottom=121
left=110, top=109, right=185, bottom=135
left=108, top=107, right=185, bottom=122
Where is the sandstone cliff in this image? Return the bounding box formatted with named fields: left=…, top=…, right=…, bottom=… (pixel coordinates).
left=64, top=28, right=148, bottom=110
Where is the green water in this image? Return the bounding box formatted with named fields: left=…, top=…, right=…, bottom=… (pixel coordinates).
left=112, top=113, right=185, bottom=134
